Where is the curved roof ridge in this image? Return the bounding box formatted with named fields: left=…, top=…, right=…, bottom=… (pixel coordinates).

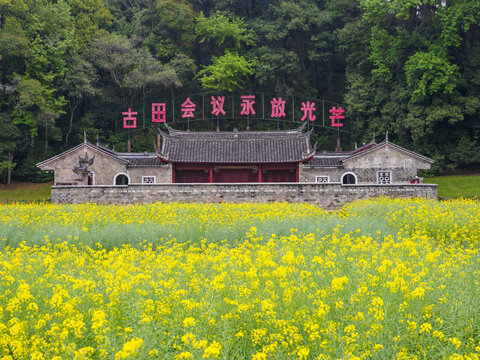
left=163, top=123, right=308, bottom=136
left=156, top=127, right=315, bottom=164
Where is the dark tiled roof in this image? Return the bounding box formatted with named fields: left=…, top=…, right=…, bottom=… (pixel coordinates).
left=305, top=154, right=348, bottom=168
left=117, top=153, right=165, bottom=167
left=303, top=139, right=377, bottom=168
left=305, top=137, right=434, bottom=168
left=96, top=144, right=118, bottom=156
left=157, top=126, right=316, bottom=163
left=352, top=141, right=376, bottom=154
left=36, top=142, right=129, bottom=168
left=343, top=141, right=434, bottom=164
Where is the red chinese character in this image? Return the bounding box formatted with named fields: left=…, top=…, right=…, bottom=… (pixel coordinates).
left=122, top=108, right=137, bottom=129
left=271, top=97, right=286, bottom=118
left=240, top=95, right=256, bottom=116
left=210, top=96, right=226, bottom=116
left=300, top=101, right=316, bottom=122
left=181, top=97, right=196, bottom=118
left=152, top=103, right=166, bottom=122
left=329, top=106, right=345, bottom=127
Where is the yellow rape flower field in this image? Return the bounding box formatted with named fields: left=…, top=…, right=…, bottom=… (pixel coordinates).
left=0, top=198, right=480, bottom=360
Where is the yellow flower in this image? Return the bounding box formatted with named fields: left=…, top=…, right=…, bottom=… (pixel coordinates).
left=175, top=352, right=193, bottom=360
left=297, top=346, right=310, bottom=359
left=181, top=333, right=196, bottom=345
left=115, top=338, right=143, bottom=359
left=419, top=322, right=432, bottom=334
left=183, top=317, right=196, bottom=327
left=202, top=341, right=222, bottom=358
left=450, top=337, right=462, bottom=350
left=331, top=276, right=349, bottom=291
left=252, top=352, right=267, bottom=360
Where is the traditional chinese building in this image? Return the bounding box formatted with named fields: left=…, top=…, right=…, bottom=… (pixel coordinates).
left=37, top=125, right=433, bottom=187
left=156, top=125, right=316, bottom=183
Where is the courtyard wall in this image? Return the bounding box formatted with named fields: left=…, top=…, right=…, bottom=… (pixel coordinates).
left=51, top=183, right=437, bottom=210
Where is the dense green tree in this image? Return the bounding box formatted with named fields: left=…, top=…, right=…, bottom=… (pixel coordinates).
left=196, top=11, right=256, bottom=92
left=65, top=0, right=113, bottom=48
left=88, top=33, right=179, bottom=106
left=0, top=0, right=479, bottom=181
left=198, top=51, right=256, bottom=91
left=60, top=55, right=97, bottom=146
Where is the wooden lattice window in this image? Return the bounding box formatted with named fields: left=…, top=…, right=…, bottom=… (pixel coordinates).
left=377, top=171, right=392, bottom=184
left=142, top=176, right=156, bottom=184
left=315, top=176, right=329, bottom=183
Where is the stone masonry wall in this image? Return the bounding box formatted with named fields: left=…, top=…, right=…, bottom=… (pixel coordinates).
left=300, top=167, right=346, bottom=183
left=51, top=183, right=437, bottom=210
left=127, top=165, right=172, bottom=184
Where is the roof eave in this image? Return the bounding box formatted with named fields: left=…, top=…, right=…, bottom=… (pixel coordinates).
left=36, top=142, right=129, bottom=168
left=343, top=141, right=434, bottom=164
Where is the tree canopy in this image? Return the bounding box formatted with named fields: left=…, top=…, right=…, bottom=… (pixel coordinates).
left=0, top=0, right=479, bottom=182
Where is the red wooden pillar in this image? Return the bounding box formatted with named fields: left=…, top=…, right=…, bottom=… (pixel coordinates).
left=209, top=164, right=214, bottom=183
left=295, top=164, right=299, bottom=182
left=258, top=164, right=262, bottom=183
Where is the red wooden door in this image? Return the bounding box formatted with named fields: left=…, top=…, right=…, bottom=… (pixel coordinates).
left=214, top=169, right=257, bottom=183
left=175, top=170, right=209, bottom=183
left=262, top=169, right=296, bottom=182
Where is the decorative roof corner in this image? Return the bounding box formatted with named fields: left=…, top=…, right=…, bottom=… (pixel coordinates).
left=158, top=127, right=170, bottom=139
left=296, top=122, right=307, bottom=133
left=164, top=123, right=183, bottom=136
left=303, top=142, right=318, bottom=160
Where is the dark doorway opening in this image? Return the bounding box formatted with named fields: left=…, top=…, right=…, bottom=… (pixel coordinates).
left=342, top=173, right=356, bottom=184
left=115, top=174, right=129, bottom=185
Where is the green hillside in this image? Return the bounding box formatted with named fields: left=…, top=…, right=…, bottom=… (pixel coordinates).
left=0, top=182, right=52, bottom=202
left=424, top=174, right=480, bottom=199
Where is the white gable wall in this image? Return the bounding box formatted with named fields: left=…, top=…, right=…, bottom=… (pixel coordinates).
left=38, top=144, right=127, bottom=185
left=342, top=145, right=431, bottom=183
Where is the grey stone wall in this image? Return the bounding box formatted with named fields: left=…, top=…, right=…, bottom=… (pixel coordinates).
left=301, top=145, right=431, bottom=184
left=39, top=144, right=172, bottom=185
left=51, top=183, right=437, bottom=210
left=301, top=167, right=347, bottom=183
left=127, top=165, right=172, bottom=184
left=48, top=146, right=127, bottom=185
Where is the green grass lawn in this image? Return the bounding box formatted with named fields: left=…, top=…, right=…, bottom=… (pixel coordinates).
left=0, top=181, right=53, bottom=202
left=424, top=174, right=480, bottom=198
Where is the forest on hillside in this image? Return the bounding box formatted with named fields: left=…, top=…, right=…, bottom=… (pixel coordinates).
left=0, top=0, right=479, bottom=182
